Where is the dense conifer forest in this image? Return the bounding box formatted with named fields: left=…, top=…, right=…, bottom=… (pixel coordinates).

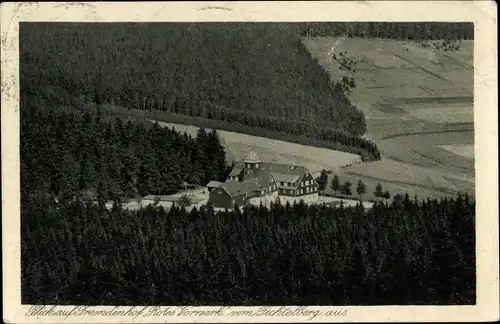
left=20, top=22, right=476, bottom=306
left=22, top=195, right=475, bottom=305
left=298, top=22, right=474, bottom=39
left=19, top=22, right=380, bottom=161
left=21, top=105, right=231, bottom=204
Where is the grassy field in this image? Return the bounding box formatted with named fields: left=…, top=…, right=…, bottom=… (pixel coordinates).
left=439, top=144, right=474, bottom=159
left=322, top=172, right=458, bottom=203
left=302, top=37, right=474, bottom=199
left=155, top=121, right=362, bottom=174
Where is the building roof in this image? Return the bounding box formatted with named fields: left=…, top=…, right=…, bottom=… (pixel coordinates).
left=220, top=181, right=247, bottom=197
left=270, top=172, right=301, bottom=184
left=244, top=150, right=262, bottom=163
left=224, top=155, right=313, bottom=195
left=264, top=163, right=307, bottom=176
left=220, top=178, right=263, bottom=198
left=206, top=181, right=222, bottom=188
left=260, top=163, right=307, bottom=187
left=235, top=162, right=308, bottom=189
left=244, top=169, right=274, bottom=188
left=228, top=161, right=244, bottom=177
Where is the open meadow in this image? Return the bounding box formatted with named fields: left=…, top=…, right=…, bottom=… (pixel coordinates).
left=155, top=121, right=362, bottom=174
left=302, top=37, right=474, bottom=199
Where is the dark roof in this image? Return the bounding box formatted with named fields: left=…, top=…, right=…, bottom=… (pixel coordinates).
left=228, top=161, right=244, bottom=177
left=243, top=169, right=273, bottom=187
left=247, top=163, right=307, bottom=187
left=220, top=178, right=263, bottom=198
left=263, top=163, right=307, bottom=177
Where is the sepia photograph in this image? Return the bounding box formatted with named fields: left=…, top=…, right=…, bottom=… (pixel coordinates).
left=2, top=1, right=499, bottom=323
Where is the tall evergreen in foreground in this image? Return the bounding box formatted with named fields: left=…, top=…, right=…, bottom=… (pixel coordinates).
left=22, top=195, right=475, bottom=306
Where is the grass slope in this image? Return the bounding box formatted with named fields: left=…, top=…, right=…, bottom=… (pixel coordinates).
left=302, top=37, right=474, bottom=199
left=155, top=121, right=361, bottom=174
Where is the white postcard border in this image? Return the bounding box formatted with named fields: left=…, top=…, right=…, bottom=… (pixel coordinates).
left=1, top=1, right=498, bottom=323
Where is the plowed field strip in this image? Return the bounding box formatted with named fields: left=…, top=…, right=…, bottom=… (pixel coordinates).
left=393, top=53, right=453, bottom=85
left=442, top=53, right=473, bottom=70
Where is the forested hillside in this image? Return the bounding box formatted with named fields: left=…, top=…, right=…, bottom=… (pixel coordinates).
left=20, top=22, right=476, bottom=306
left=22, top=195, right=475, bottom=305
left=19, top=22, right=380, bottom=161
left=298, top=22, right=474, bottom=39
left=21, top=105, right=230, bottom=204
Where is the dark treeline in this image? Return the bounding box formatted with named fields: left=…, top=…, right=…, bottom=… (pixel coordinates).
left=111, top=107, right=380, bottom=160
left=19, top=22, right=380, bottom=161
left=298, top=22, right=474, bottom=40
left=21, top=105, right=230, bottom=204
left=22, top=195, right=475, bottom=305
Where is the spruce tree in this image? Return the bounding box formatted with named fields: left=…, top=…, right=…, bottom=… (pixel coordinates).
left=331, top=174, right=340, bottom=196
left=356, top=180, right=366, bottom=201
left=374, top=183, right=383, bottom=200
left=341, top=181, right=352, bottom=198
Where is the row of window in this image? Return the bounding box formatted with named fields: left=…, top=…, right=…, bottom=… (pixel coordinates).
left=261, top=182, right=278, bottom=195
left=225, top=176, right=315, bottom=195
left=245, top=163, right=260, bottom=169
left=300, top=186, right=316, bottom=195
left=279, top=186, right=317, bottom=196
left=228, top=176, right=314, bottom=188
left=278, top=179, right=315, bottom=188
left=227, top=187, right=317, bottom=206
left=300, top=179, right=314, bottom=187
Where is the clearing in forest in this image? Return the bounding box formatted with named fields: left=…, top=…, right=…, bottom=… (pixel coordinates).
left=302, top=37, right=474, bottom=199
left=154, top=121, right=362, bottom=174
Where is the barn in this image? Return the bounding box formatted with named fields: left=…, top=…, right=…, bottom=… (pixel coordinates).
left=208, top=185, right=247, bottom=210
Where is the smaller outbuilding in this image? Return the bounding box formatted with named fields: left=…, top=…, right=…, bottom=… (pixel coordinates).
left=206, top=181, right=223, bottom=192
